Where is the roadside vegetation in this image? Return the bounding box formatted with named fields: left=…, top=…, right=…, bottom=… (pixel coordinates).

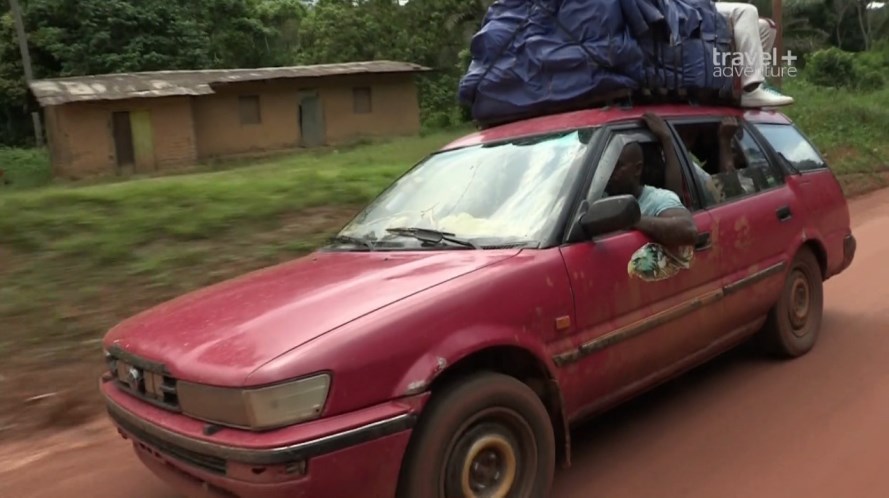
left=783, top=44, right=889, bottom=191
left=0, top=147, right=50, bottom=189
left=0, top=129, right=470, bottom=435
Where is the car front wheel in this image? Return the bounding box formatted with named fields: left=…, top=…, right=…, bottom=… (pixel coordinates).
left=760, top=247, right=824, bottom=358
left=397, top=372, right=556, bottom=498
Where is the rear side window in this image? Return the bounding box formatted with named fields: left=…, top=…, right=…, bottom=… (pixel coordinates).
left=671, top=120, right=783, bottom=209
left=753, top=123, right=827, bottom=172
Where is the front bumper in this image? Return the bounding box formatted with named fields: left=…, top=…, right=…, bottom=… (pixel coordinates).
left=101, top=379, right=426, bottom=498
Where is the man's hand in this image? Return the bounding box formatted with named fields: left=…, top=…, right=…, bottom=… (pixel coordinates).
left=633, top=208, right=698, bottom=248
left=642, top=112, right=684, bottom=195
left=718, top=117, right=740, bottom=141
left=717, top=116, right=740, bottom=173
left=643, top=112, right=671, bottom=139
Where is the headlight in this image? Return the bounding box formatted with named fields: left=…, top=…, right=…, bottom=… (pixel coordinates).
left=177, top=374, right=331, bottom=431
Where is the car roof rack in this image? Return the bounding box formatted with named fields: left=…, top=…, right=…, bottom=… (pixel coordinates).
left=472, top=86, right=744, bottom=130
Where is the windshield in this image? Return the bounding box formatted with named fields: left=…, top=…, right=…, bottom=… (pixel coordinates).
left=336, top=128, right=596, bottom=249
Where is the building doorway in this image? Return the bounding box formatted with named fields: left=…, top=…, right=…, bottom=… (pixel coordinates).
left=112, top=111, right=134, bottom=169
left=298, top=91, right=325, bottom=147
left=130, top=110, right=155, bottom=172
left=112, top=110, right=155, bottom=172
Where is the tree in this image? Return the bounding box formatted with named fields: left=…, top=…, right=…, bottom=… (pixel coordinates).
left=855, top=0, right=889, bottom=50
left=0, top=13, right=33, bottom=147
left=254, top=0, right=310, bottom=66
left=25, top=0, right=213, bottom=76
left=831, top=0, right=854, bottom=48
left=0, top=0, right=529, bottom=145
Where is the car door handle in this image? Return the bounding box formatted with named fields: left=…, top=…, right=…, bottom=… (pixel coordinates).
left=776, top=205, right=793, bottom=222
left=695, top=231, right=712, bottom=251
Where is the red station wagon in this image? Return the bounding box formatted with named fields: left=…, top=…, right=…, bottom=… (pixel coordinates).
left=101, top=104, right=856, bottom=498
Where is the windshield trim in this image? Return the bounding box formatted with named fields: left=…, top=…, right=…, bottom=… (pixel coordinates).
left=545, top=126, right=610, bottom=247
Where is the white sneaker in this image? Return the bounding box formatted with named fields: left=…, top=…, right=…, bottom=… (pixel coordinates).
left=740, top=86, right=794, bottom=108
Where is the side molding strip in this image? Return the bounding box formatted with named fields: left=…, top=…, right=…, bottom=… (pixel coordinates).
left=723, top=261, right=787, bottom=296
left=552, top=261, right=786, bottom=367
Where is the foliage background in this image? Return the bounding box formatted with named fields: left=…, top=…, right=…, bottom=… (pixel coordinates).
left=0, top=0, right=885, bottom=147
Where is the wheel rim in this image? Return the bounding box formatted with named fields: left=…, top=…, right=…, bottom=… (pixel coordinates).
left=442, top=408, right=536, bottom=498
left=787, top=269, right=811, bottom=335
left=461, top=434, right=517, bottom=497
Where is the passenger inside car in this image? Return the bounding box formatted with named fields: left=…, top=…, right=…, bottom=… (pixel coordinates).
left=605, top=142, right=698, bottom=248
left=640, top=114, right=732, bottom=208
left=671, top=118, right=780, bottom=207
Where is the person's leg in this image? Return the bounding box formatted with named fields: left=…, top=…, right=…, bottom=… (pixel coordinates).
left=759, top=17, right=777, bottom=54
left=715, top=2, right=766, bottom=89
left=715, top=2, right=793, bottom=107
left=759, top=17, right=777, bottom=76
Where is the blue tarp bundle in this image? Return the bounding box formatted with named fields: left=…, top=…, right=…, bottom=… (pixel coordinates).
left=458, top=0, right=735, bottom=125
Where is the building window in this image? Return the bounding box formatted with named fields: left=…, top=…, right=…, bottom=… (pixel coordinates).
left=353, top=87, right=372, bottom=114
left=238, top=95, right=261, bottom=124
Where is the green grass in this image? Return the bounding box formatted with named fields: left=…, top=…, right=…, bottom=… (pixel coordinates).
left=781, top=78, right=889, bottom=175
left=0, top=130, right=468, bottom=265
left=0, top=147, right=51, bottom=189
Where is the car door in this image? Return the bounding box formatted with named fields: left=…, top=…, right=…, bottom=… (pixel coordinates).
left=750, top=120, right=852, bottom=278
left=669, top=115, right=807, bottom=335
left=554, top=127, right=727, bottom=420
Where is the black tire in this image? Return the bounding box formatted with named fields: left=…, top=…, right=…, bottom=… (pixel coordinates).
left=396, top=372, right=556, bottom=498
left=760, top=248, right=824, bottom=358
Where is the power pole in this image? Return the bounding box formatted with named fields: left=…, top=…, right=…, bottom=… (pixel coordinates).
left=9, top=0, right=44, bottom=147
left=772, top=0, right=783, bottom=88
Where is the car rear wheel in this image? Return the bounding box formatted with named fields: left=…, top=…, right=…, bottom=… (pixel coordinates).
left=760, top=247, right=824, bottom=358
left=396, top=372, right=555, bottom=498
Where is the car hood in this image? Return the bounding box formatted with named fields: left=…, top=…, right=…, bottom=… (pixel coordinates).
left=105, top=249, right=520, bottom=386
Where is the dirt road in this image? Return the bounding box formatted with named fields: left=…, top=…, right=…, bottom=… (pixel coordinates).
left=3, top=189, right=889, bottom=498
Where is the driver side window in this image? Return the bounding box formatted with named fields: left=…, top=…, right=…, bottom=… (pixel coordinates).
left=586, top=129, right=693, bottom=210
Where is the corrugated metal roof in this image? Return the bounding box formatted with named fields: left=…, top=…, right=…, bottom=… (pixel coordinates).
left=29, top=60, right=431, bottom=106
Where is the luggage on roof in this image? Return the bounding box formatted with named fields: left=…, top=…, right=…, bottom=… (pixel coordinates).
left=458, top=0, right=738, bottom=127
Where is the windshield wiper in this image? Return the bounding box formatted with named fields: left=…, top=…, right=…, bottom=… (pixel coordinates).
left=329, top=235, right=374, bottom=250
left=385, top=227, right=480, bottom=249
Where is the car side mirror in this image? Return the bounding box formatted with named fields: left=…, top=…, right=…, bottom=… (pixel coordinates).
left=579, top=195, right=641, bottom=238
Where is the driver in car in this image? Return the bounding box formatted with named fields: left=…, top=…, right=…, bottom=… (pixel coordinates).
left=606, top=142, right=698, bottom=249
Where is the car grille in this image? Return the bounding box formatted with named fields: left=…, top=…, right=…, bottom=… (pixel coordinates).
left=105, top=349, right=181, bottom=412
left=109, top=407, right=228, bottom=475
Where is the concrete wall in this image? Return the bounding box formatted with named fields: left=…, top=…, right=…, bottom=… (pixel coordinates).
left=49, top=97, right=198, bottom=178
left=317, top=73, right=421, bottom=145
left=45, top=72, right=422, bottom=177
left=43, top=105, right=69, bottom=177
left=194, top=73, right=422, bottom=158
left=193, top=82, right=301, bottom=159
left=151, top=98, right=199, bottom=170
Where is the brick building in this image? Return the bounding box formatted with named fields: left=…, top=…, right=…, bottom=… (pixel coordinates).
left=28, top=61, right=429, bottom=178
